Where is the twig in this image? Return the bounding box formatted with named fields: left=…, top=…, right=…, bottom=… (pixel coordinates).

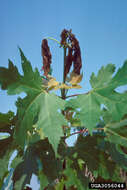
left=61, top=47, right=67, bottom=100
left=67, top=127, right=104, bottom=138
left=45, top=37, right=63, bottom=47
left=69, top=129, right=88, bottom=137
left=65, top=93, right=83, bottom=99
left=65, top=91, right=90, bottom=99
left=95, top=128, right=104, bottom=130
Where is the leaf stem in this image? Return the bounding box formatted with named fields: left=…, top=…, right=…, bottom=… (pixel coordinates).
left=45, top=37, right=63, bottom=47
left=66, top=127, right=104, bottom=138
left=62, top=91, right=90, bottom=99
left=68, top=129, right=88, bottom=137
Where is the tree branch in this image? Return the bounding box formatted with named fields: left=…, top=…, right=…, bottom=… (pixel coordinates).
left=67, top=127, right=104, bottom=138
left=68, top=128, right=88, bottom=137
left=64, top=91, right=90, bottom=99
left=61, top=47, right=67, bottom=100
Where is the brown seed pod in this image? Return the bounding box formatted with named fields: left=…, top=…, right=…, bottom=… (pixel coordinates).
left=60, top=29, right=82, bottom=76
left=69, top=33, right=82, bottom=75
left=41, top=39, right=52, bottom=77
left=60, top=29, right=68, bottom=46
left=64, top=48, right=73, bottom=79
left=73, top=47, right=82, bottom=75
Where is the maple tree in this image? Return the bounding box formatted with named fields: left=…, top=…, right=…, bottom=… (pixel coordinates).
left=0, top=29, right=127, bottom=190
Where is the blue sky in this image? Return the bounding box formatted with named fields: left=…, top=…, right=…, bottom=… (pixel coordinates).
left=1, top=0, right=127, bottom=113
left=0, top=0, right=127, bottom=189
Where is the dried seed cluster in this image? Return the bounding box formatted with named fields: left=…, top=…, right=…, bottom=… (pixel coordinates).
left=41, top=39, right=52, bottom=77
left=60, top=29, right=68, bottom=46
left=60, top=29, right=82, bottom=79
left=41, top=29, right=82, bottom=79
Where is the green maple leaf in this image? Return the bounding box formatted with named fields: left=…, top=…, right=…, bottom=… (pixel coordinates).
left=15, top=92, right=67, bottom=155
left=104, top=118, right=127, bottom=148
left=55, top=178, right=64, bottom=190
left=11, top=155, right=23, bottom=170
left=0, top=111, right=15, bottom=134
left=0, top=112, right=16, bottom=188
left=1, top=168, right=14, bottom=190
left=90, top=64, right=116, bottom=88
left=14, top=175, right=27, bottom=190
left=96, top=152, right=121, bottom=181
left=0, top=48, right=67, bottom=154
left=34, top=139, right=62, bottom=181
left=38, top=171, right=49, bottom=190
left=0, top=136, right=13, bottom=158
left=0, top=132, right=16, bottom=188
left=73, top=135, right=118, bottom=180
left=64, top=159, right=85, bottom=190
left=36, top=93, right=67, bottom=154
left=0, top=149, right=14, bottom=188
left=0, top=48, right=43, bottom=94
left=0, top=111, right=14, bottom=127
left=12, top=147, right=38, bottom=190
left=98, top=140, right=127, bottom=171
left=67, top=62, right=127, bottom=133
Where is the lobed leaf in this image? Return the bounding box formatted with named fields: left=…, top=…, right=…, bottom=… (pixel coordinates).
left=104, top=118, right=127, bottom=147
left=64, top=159, right=85, bottom=190
left=0, top=49, right=67, bottom=154
left=73, top=135, right=120, bottom=180
left=98, top=140, right=127, bottom=171
left=15, top=92, right=67, bottom=155
left=0, top=111, right=15, bottom=134
left=12, top=147, right=38, bottom=190
left=90, top=64, right=115, bottom=89
left=67, top=62, right=127, bottom=133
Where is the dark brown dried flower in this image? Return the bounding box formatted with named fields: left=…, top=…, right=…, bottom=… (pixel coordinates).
left=64, top=48, right=73, bottom=79
left=73, top=45, right=82, bottom=75
left=41, top=39, right=52, bottom=76
left=69, top=33, right=82, bottom=75
left=61, top=29, right=82, bottom=76
left=60, top=29, right=68, bottom=46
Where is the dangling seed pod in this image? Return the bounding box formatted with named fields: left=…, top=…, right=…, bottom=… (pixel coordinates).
left=69, top=32, right=82, bottom=75
left=60, top=29, right=82, bottom=78
left=73, top=47, right=82, bottom=75
left=60, top=29, right=68, bottom=46
left=64, top=48, right=73, bottom=79
left=41, top=39, right=52, bottom=77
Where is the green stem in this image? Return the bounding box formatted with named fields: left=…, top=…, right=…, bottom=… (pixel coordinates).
left=45, top=37, right=63, bottom=47
left=46, top=36, right=71, bottom=48
left=65, top=91, right=90, bottom=99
